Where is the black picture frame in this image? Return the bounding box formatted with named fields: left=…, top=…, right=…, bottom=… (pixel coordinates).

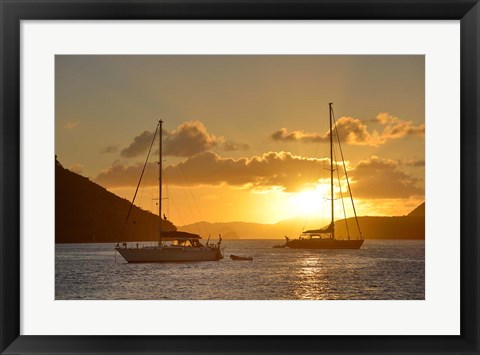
left=1, top=1, right=479, bottom=354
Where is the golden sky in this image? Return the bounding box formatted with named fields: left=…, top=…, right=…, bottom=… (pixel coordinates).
left=56, top=55, right=425, bottom=225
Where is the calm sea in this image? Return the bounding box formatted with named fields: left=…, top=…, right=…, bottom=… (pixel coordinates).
left=55, top=240, right=424, bottom=300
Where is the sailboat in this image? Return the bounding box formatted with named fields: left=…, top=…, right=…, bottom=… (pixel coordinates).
left=115, top=120, right=223, bottom=262
left=284, top=103, right=364, bottom=249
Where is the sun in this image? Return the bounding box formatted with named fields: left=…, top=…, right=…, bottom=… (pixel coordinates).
left=289, top=184, right=330, bottom=217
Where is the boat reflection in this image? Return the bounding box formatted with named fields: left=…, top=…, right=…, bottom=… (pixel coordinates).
left=291, top=254, right=329, bottom=300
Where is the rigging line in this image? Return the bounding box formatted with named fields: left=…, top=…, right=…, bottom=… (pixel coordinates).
left=179, top=164, right=209, bottom=236
left=137, top=154, right=153, bottom=212
left=333, top=142, right=350, bottom=240
left=150, top=164, right=160, bottom=241
left=177, top=167, right=202, bottom=235
left=119, top=122, right=160, bottom=243
left=332, top=109, right=363, bottom=239
left=172, top=201, right=185, bottom=228
left=165, top=170, right=186, bottom=228
left=163, top=171, right=170, bottom=220
left=145, top=162, right=157, bottom=244
left=150, top=161, right=157, bottom=212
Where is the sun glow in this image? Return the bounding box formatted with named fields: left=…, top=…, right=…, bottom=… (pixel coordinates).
left=289, top=184, right=331, bottom=218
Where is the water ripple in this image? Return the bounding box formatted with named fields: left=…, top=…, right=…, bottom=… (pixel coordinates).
left=56, top=240, right=425, bottom=300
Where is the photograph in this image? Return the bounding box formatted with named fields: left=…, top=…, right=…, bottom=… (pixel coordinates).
left=55, top=55, right=425, bottom=300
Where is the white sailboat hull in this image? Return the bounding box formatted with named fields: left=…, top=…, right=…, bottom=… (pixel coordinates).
left=115, top=246, right=223, bottom=263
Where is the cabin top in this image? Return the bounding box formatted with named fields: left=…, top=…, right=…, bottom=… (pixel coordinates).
left=160, top=230, right=201, bottom=241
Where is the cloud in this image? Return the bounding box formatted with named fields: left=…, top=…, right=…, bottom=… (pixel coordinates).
left=349, top=156, right=423, bottom=199
left=381, top=121, right=425, bottom=141
left=95, top=152, right=423, bottom=200
left=334, top=116, right=382, bottom=145
left=375, top=112, right=400, bottom=124
left=120, top=130, right=155, bottom=158
left=100, top=145, right=119, bottom=154
left=63, top=121, right=79, bottom=130
left=401, top=159, right=425, bottom=167
left=120, top=121, right=239, bottom=158
left=95, top=151, right=336, bottom=192
left=95, top=161, right=155, bottom=187
left=69, top=163, right=84, bottom=175
left=376, top=113, right=425, bottom=141
left=222, top=140, right=250, bottom=152
left=270, top=117, right=378, bottom=145
left=165, top=151, right=334, bottom=192
left=271, top=128, right=326, bottom=143
left=271, top=113, right=424, bottom=146
left=163, top=121, right=218, bottom=157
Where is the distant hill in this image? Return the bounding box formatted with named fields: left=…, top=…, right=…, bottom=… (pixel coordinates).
left=179, top=203, right=425, bottom=240
left=408, top=202, right=425, bottom=217
left=333, top=215, right=424, bottom=240
left=55, top=158, right=175, bottom=243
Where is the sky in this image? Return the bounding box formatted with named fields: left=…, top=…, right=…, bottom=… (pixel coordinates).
left=55, top=55, right=425, bottom=226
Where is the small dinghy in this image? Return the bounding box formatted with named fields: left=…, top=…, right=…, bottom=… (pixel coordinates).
left=230, top=254, right=253, bottom=261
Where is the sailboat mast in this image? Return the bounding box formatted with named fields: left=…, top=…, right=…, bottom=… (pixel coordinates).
left=159, top=120, right=163, bottom=245
left=329, top=102, right=335, bottom=239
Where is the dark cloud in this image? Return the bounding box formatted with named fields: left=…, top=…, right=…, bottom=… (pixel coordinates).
left=95, top=151, right=336, bottom=192
left=95, top=161, right=157, bottom=188
left=222, top=140, right=250, bottom=152
left=120, top=130, right=155, bottom=158
left=402, top=159, right=425, bottom=167
left=95, top=151, right=423, bottom=200
left=271, top=113, right=424, bottom=146
left=100, top=145, right=119, bottom=154
left=350, top=156, right=423, bottom=199
left=165, top=151, right=334, bottom=192
left=271, top=117, right=376, bottom=145
left=119, top=121, right=238, bottom=158
left=163, top=121, right=218, bottom=157
left=271, top=128, right=326, bottom=143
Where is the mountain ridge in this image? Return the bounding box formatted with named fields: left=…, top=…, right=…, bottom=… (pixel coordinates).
left=179, top=204, right=425, bottom=240
left=55, top=158, right=176, bottom=243
left=408, top=202, right=425, bottom=217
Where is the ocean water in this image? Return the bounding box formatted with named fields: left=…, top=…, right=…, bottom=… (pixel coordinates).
left=55, top=240, right=424, bottom=300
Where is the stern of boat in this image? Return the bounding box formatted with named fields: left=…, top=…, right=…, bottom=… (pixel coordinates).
left=208, top=245, right=224, bottom=260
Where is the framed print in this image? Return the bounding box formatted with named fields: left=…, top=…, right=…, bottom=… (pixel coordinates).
left=1, top=0, right=479, bottom=354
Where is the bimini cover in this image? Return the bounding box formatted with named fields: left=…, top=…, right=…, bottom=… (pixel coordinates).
left=160, top=230, right=201, bottom=241
left=304, top=222, right=334, bottom=235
